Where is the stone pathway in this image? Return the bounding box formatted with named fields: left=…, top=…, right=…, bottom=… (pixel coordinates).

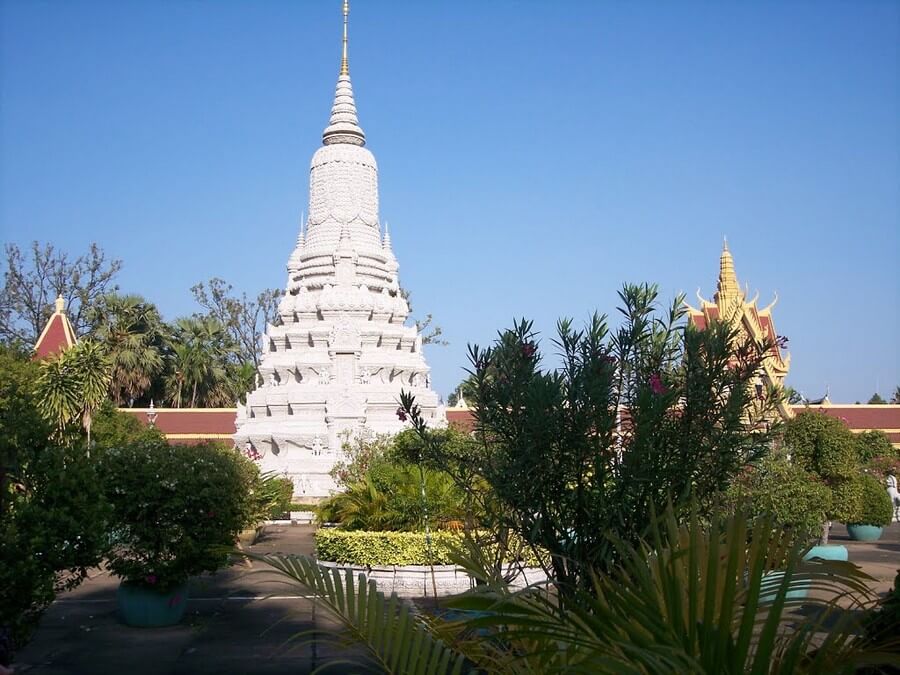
left=14, top=523, right=899, bottom=674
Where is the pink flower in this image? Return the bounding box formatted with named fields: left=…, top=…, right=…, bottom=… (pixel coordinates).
left=396, top=407, right=407, bottom=422
left=521, top=342, right=537, bottom=359
left=146, top=574, right=157, bottom=585
left=649, top=373, right=667, bottom=395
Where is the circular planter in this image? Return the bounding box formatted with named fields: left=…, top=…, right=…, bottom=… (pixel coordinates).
left=802, top=545, right=848, bottom=561
left=117, top=581, right=189, bottom=627
left=759, top=571, right=810, bottom=603
left=846, top=524, right=884, bottom=542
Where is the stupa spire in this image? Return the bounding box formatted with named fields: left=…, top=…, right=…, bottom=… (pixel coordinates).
left=340, top=0, right=349, bottom=76
left=322, top=1, right=365, bottom=146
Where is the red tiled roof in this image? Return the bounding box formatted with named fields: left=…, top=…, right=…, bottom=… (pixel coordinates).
left=121, top=408, right=237, bottom=444
left=33, top=312, right=76, bottom=359
left=793, top=405, right=900, bottom=444
left=446, top=409, right=475, bottom=433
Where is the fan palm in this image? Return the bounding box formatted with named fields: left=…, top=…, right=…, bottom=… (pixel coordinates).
left=89, top=293, right=165, bottom=405
left=165, top=317, right=234, bottom=407
left=253, top=507, right=886, bottom=674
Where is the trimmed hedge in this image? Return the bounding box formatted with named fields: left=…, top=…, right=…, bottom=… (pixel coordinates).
left=315, top=529, right=546, bottom=567
left=850, top=474, right=893, bottom=527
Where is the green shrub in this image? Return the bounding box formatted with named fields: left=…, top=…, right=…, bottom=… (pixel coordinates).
left=855, top=430, right=895, bottom=465
left=830, top=476, right=864, bottom=524
left=91, top=401, right=165, bottom=451
left=785, top=411, right=858, bottom=480
left=784, top=410, right=864, bottom=542
left=315, top=529, right=546, bottom=567
left=100, top=440, right=251, bottom=591
left=726, top=453, right=830, bottom=538
left=267, top=477, right=294, bottom=519
left=850, top=474, right=893, bottom=527
left=317, top=458, right=466, bottom=532
left=0, top=349, right=109, bottom=662
left=1, top=446, right=110, bottom=659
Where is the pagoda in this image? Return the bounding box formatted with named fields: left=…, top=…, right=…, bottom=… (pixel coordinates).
left=234, top=2, right=444, bottom=497
left=685, top=241, right=792, bottom=419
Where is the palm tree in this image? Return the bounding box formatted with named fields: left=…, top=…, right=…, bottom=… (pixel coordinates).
left=88, top=293, right=165, bottom=406
left=165, top=317, right=234, bottom=407
left=36, top=354, right=80, bottom=443
left=36, top=340, right=111, bottom=447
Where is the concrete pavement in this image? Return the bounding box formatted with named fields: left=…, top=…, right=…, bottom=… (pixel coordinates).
left=14, top=522, right=900, bottom=674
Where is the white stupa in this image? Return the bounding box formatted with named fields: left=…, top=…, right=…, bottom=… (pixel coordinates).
left=234, top=1, right=444, bottom=498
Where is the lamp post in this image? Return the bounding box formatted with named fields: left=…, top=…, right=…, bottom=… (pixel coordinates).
left=147, top=400, right=158, bottom=427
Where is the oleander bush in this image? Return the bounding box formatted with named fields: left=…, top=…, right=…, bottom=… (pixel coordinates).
left=315, top=529, right=546, bottom=567
left=850, top=474, right=894, bottom=527
left=100, top=440, right=252, bottom=592
left=398, top=283, right=782, bottom=598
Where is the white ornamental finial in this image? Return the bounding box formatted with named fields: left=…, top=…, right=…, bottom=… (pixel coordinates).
left=382, top=221, right=392, bottom=249
left=297, top=211, right=306, bottom=247
left=323, top=1, right=365, bottom=146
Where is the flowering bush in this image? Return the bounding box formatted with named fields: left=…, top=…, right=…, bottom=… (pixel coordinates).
left=100, top=440, right=251, bottom=592
left=399, top=283, right=781, bottom=596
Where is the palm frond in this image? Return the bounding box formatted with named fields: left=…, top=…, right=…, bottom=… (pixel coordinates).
left=247, top=552, right=470, bottom=674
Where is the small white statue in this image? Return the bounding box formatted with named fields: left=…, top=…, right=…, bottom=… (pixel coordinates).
left=312, top=437, right=324, bottom=456
left=360, top=368, right=371, bottom=385
left=887, top=473, right=900, bottom=522
left=318, top=368, right=331, bottom=385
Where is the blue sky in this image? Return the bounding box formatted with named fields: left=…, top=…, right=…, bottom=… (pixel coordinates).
left=1, top=0, right=897, bottom=403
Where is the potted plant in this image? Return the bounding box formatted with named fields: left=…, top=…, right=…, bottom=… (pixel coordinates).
left=101, top=440, right=251, bottom=626
left=846, top=474, right=893, bottom=542
left=784, top=411, right=862, bottom=559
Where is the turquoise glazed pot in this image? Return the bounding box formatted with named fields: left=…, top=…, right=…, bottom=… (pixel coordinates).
left=846, top=524, right=884, bottom=542
left=759, top=571, right=810, bottom=603
left=803, top=545, right=848, bottom=561
left=117, top=581, right=189, bottom=627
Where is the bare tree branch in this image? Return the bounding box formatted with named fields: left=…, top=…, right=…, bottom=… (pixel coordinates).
left=0, top=242, right=122, bottom=347
left=191, top=278, right=281, bottom=370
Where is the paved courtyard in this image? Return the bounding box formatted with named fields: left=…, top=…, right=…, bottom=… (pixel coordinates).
left=14, top=522, right=900, bottom=674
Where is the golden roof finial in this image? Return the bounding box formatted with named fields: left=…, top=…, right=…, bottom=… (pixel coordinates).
left=716, top=238, right=741, bottom=302
left=340, top=0, right=350, bottom=76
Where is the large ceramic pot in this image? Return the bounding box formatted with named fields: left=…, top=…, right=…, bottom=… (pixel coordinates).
left=803, top=545, right=848, bottom=561
left=117, top=581, right=189, bottom=627
left=846, top=524, right=884, bottom=542
left=759, top=571, right=810, bottom=603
